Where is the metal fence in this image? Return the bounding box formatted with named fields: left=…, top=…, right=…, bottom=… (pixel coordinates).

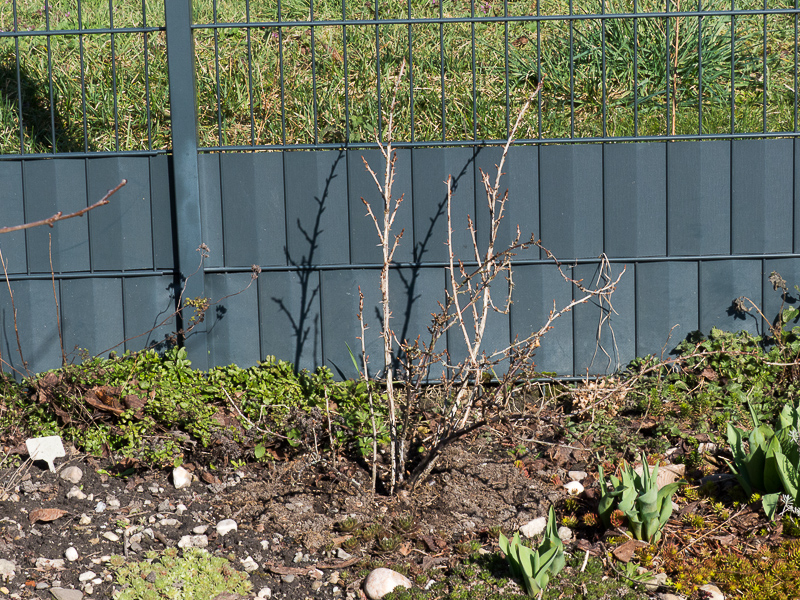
left=1, top=0, right=799, bottom=378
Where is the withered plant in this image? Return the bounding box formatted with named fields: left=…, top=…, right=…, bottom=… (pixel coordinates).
left=359, top=66, right=623, bottom=493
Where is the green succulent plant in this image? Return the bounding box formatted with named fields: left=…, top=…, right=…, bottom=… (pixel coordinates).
left=597, top=452, right=682, bottom=543
left=726, top=400, right=800, bottom=520
left=498, top=505, right=565, bottom=597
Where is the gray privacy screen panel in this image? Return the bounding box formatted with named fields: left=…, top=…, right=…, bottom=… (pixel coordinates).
left=319, top=269, right=383, bottom=380
left=763, top=258, right=800, bottom=329
left=667, top=141, right=731, bottom=256
left=60, top=278, right=124, bottom=359
left=539, top=144, right=603, bottom=260
left=731, top=139, right=793, bottom=255
left=258, top=269, right=323, bottom=373
left=284, top=150, right=349, bottom=266
left=198, top=154, right=225, bottom=269
left=508, top=263, right=575, bottom=376
left=411, top=147, right=476, bottom=263
left=348, top=148, right=414, bottom=265
left=572, top=262, right=635, bottom=375
left=87, top=157, right=154, bottom=271
left=0, top=279, right=64, bottom=375
left=635, top=261, right=699, bottom=358
left=698, top=260, right=762, bottom=336
left=205, top=272, right=261, bottom=368
left=24, top=159, right=90, bottom=273
left=122, top=275, right=177, bottom=353
left=149, top=156, right=177, bottom=271
left=603, top=143, right=667, bottom=258
left=221, top=153, right=286, bottom=268
left=0, top=161, right=27, bottom=274
left=473, top=145, right=540, bottom=259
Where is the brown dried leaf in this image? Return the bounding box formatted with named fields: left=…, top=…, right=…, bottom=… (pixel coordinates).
left=612, top=539, right=648, bottom=563
left=29, top=508, right=69, bottom=524
left=85, top=386, right=124, bottom=415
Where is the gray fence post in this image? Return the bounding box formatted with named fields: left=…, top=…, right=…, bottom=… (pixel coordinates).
left=165, top=0, right=208, bottom=370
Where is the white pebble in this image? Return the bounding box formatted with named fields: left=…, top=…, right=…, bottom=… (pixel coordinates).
left=178, top=535, right=208, bottom=549
left=78, top=571, right=96, bottom=582
left=257, top=587, right=272, bottom=598
left=94, top=502, right=106, bottom=513
left=176, top=503, right=188, bottom=515
left=59, top=466, right=83, bottom=484
left=240, top=556, right=259, bottom=572
left=172, top=466, right=192, bottom=489
left=193, top=525, right=209, bottom=535
left=563, top=481, right=584, bottom=495
left=519, top=516, right=547, bottom=538
left=216, top=519, right=238, bottom=536
left=567, top=470, right=587, bottom=481
left=364, top=568, right=413, bottom=600
left=557, top=526, right=573, bottom=542
left=102, top=532, right=119, bottom=542
left=66, top=486, right=86, bottom=501
left=64, top=547, right=79, bottom=561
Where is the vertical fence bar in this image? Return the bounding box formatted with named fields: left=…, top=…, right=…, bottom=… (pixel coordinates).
left=165, top=0, right=208, bottom=369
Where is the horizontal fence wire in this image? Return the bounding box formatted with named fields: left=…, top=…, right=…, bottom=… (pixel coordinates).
left=1, top=0, right=798, bottom=155
left=192, top=0, right=800, bottom=151
left=0, top=0, right=167, bottom=157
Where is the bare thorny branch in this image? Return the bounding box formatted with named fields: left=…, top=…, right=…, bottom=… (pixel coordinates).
left=358, top=68, right=624, bottom=492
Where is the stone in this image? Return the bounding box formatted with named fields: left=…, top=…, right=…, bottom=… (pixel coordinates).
left=0, top=559, right=15, bottom=581
left=363, top=568, right=413, bottom=600
left=36, top=558, right=66, bottom=570
left=67, top=487, right=87, bottom=501
left=699, top=584, right=724, bottom=600
left=64, top=548, right=79, bottom=562
left=102, top=532, right=119, bottom=542
left=26, top=436, right=65, bottom=472
left=257, top=587, right=272, bottom=598
left=172, top=466, right=192, bottom=489
left=563, top=481, right=584, bottom=495
left=633, top=463, right=685, bottom=490
left=658, top=594, right=686, bottom=600
left=216, top=519, right=238, bottom=536
left=519, top=516, right=547, bottom=538
left=59, top=466, right=83, bottom=484
left=78, top=571, right=96, bottom=582
left=240, top=556, right=259, bottom=572
left=281, top=574, right=295, bottom=584
left=50, top=588, right=84, bottom=600
left=568, top=470, right=587, bottom=481
left=94, top=502, right=106, bottom=513
left=178, top=534, right=208, bottom=549
left=557, top=526, right=573, bottom=542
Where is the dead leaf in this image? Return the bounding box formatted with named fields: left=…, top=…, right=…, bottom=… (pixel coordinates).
left=85, top=386, right=124, bottom=415
left=398, top=542, right=413, bottom=556
left=612, top=539, right=648, bottom=563
left=29, top=508, right=69, bottom=524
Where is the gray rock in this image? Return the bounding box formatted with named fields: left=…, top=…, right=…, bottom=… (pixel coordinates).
left=699, top=583, right=724, bottom=600
left=240, top=556, right=259, bottom=572
left=557, top=526, right=573, bottom=542
left=568, top=470, right=587, bottom=481
left=50, top=588, right=83, bottom=600
left=64, top=547, right=79, bottom=562
left=364, top=568, right=413, bottom=600
left=67, top=486, right=87, bottom=501
left=0, top=559, right=16, bottom=581
left=216, top=519, right=238, bottom=536
left=519, top=516, right=547, bottom=538
left=178, top=534, right=208, bottom=549
left=658, top=594, right=685, bottom=600
left=172, top=466, right=192, bottom=489
left=59, top=466, right=83, bottom=484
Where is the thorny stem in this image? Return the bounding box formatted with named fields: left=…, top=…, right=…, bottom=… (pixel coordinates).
left=356, top=287, right=379, bottom=493
left=0, top=248, right=27, bottom=377
left=49, top=234, right=66, bottom=366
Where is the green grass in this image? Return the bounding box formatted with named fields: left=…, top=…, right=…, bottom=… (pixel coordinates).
left=0, top=0, right=796, bottom=154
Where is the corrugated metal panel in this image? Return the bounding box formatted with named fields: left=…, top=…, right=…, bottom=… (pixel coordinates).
left=604, top=143, right=667, bottom=258
left=284, top=151, right=349, bottom=266
left=508, top=263, right=575, bottom=376
left=87, top=158, right=154, bottom=271
left=731, top=139, right=793, bottom=255
left=0, top=161, right=27, bottom=274
left=445, top=266, right=511, bottom=373
left=0, top=279, right=63, bottom=375
left=149, top=156, right=176, bottom=270
left=24, top=159, right=90, bottom=273
left=258, top=270, right=323, bottom=373
left=635, top=261, right=699, bottom=358
left=319, top=269, right=382, bottom=379
left=221, top=153, right=287, bottom=268
left=473, top=146, right=540, bottom=256
left=122, top=276, right=177, bottom=353
left=60, top=278, right=124, bottom=359
left=667, top=141, right=731, bottom=256
left=698, top=260, right=762, bottom=335
left=411, top=147, right=476, bottom=263
left=205, top=272, right=260, bottom=367
left=348, top=149, right=414, bottom=265
left=197, top=154, right=225, bottom=269
left=572, top=262, right=635, bottom=375
left=762, top=258, right=800, bottom=329
left=539, top=145, right=603, bottom=260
